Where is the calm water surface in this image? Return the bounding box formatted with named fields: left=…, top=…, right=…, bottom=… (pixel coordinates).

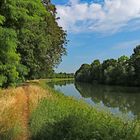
left=48, top=81, right=140, bottom=119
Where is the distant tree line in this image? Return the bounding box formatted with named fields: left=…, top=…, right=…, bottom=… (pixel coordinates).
left=75, top=45, right=140, bottom=86
left=0, top=0, right=67, bottom=87
left=48, top=72, right=74, bottom=78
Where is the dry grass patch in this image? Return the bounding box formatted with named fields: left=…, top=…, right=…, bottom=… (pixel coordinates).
left=0, top=85, right=52, bottom=140
left=0, top=87, right=24, bottom=140
left=27, top=85, right=52, bottom=112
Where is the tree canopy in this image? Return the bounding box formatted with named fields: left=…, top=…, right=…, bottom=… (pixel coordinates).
left=75, top=45, right=140, bottom=86
left=0, top=0, right=67, bottom=87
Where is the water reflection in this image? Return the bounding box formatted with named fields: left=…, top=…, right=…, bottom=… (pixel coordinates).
left=75, top=82, right=140, bottom=119
left=48, top=80, right=74, bottom=88
left=48, top=80, right=140, bottom=119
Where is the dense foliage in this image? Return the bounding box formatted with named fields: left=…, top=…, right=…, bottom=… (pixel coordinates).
left=51, top=72, right=74, bottom=78
left=0, top=0, right=66, bottom=87
left=75, top=45, right=140, bottom=86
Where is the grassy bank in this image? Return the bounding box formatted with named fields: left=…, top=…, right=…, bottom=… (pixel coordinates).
left=0, top=82, right=140, bottom=140
left=30, top=84, right=140, bottom=140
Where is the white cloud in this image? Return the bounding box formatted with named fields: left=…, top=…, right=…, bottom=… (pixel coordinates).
left=56, top=0, right=140, bottom=33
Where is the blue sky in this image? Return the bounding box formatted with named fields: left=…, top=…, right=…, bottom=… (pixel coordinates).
left=52, top=0, right=140, bottom=73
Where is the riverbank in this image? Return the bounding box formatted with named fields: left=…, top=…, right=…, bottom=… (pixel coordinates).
left=39, top=78, right=74, bottom=83
left=0, top=82, right=140, bottom=140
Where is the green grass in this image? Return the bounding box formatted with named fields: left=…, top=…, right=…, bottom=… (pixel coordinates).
left=29, top=85, right=140, bottom=140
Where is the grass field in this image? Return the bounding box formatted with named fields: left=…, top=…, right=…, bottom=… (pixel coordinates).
left=0, top=81, right=140, bottom=140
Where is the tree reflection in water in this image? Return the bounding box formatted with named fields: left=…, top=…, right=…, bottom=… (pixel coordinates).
left=48, top=80, right=140, bottom=119
left=75, top=82, right=140, bottom=119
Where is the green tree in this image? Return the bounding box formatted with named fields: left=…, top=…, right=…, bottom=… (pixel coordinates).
left=101, top=59, right=117, bottom=84
left=130, top=45, right=140, bottom=85
left=0, top=0, right=67, bottom=86
left=0, top=27, right=20, bottom=87
left=75, top=64, right=91, bottom=82
left=90, top=59, right=101, bottom=83
left=75, top=45, right=140, bottom=86
left=113, top=56, right=129, bottom=85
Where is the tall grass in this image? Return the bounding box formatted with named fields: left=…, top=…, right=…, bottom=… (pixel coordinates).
left=30, top=86, right=140, bottom=140
left=0, top=87, right=24, bottom=140
left=0, top=85, right=52, bottom=140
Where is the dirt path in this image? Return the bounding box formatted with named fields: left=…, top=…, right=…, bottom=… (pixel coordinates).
left=13, top=84, right=49, bottom=140
left=15, top=86, right=30, bottom=140
left=22, top=86, right=30, bottom=140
